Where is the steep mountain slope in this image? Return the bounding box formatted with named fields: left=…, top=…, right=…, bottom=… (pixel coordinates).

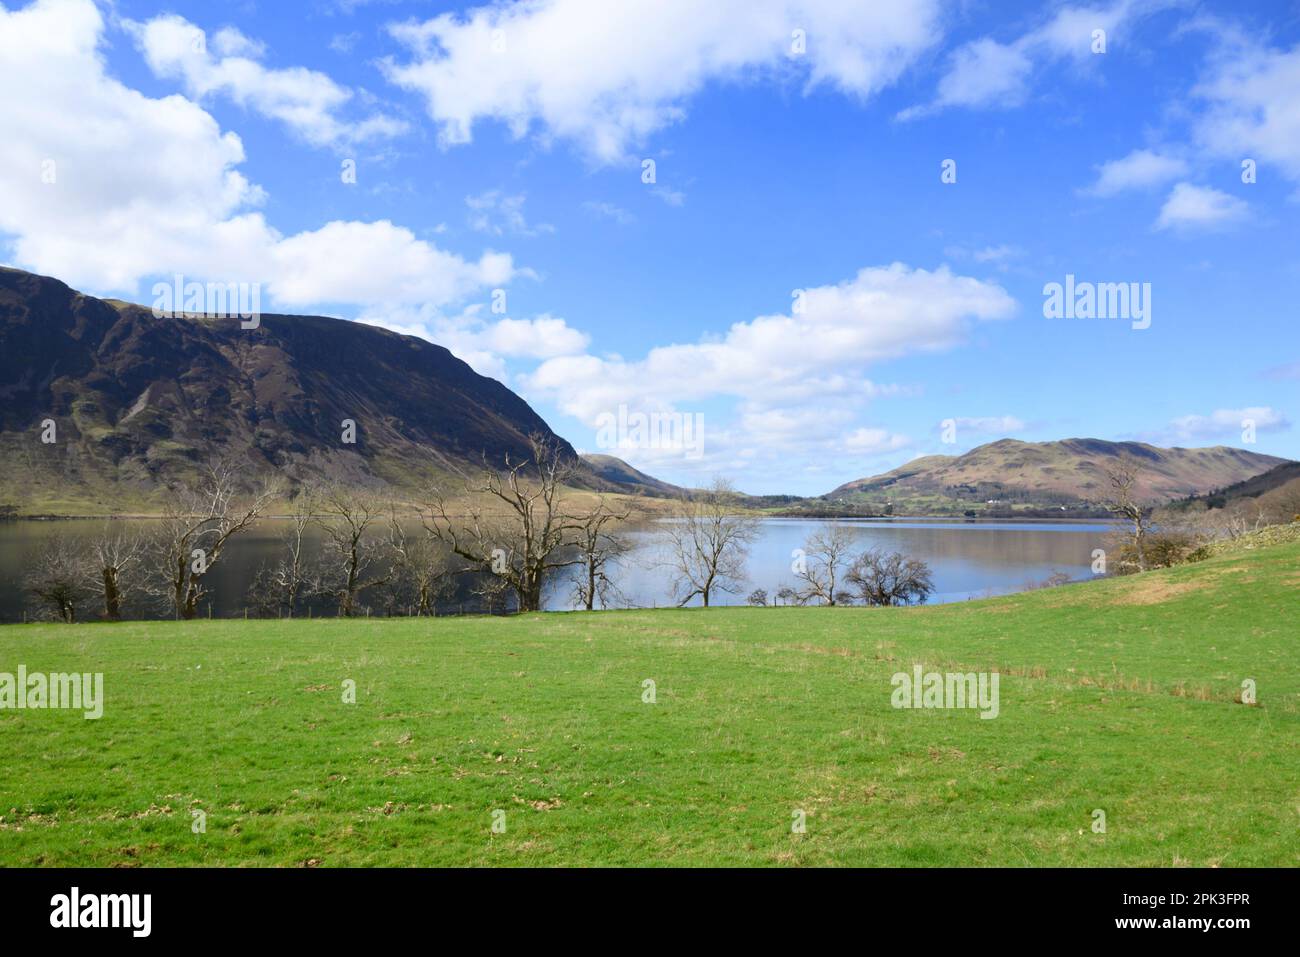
left=0, top=267, right=575, bottom=509
left=580, top=453, right=687, bottom=497
left=829, top=438, right=1289, bottom=510
left=1169, top=460, right=1300, bottom=509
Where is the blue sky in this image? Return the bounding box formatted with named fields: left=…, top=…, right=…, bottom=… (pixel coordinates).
left=1, top=0, right=1297, bottom=494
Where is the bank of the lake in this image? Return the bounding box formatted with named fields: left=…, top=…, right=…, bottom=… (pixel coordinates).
left=0, top=516, right=1117, bottom=621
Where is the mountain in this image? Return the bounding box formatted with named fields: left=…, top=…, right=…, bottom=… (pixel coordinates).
left=0, top=267, right=577, bottom=510
left=828, top=438, right=1291, bottom=513
left=1166, top=460, right=1300, bottom=511
left=580, top=453, right=686, bottom=497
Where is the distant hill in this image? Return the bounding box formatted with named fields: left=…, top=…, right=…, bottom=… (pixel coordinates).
left=580, top=453, right=686, bottom=497
left=1164, top=457, right=1300, bottom=514
left=828, top=438, right=1290, bottom=513
left=0, top=267, right=578, bottom=510
left=1166, top=460, right=1300, bottom=511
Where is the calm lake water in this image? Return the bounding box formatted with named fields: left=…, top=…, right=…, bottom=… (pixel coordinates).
left=0, top=517, right=1114, bottom=622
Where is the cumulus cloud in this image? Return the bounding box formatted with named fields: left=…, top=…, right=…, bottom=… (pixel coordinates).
left=951, top=416, right=1026, bottom=435
left=131, top=13, right=407, bottom=148
left=1166, top=406, right=1288, bottom=441
left=844, top=427, right=912, bottom=455
left=358, top=303, right=590, bottom=380
left=900, top=0, right=1166, bottom=118
left=1194, top=38, right=1300, bottom=183
left=924, top=38, right=1034, bottom=112
left=382, top=0, right=942, bottom=162
left=1084, top=149, right=1188, bottom=196
left=0, top=0, right=512, bottom=311
left=1154, top=182, right=1249, bottom=231
left=269, top=221, right=514, bottom=308
left=521, top=264, right=1014, bottom=474
left=524, top=263, right=1015, bottom=423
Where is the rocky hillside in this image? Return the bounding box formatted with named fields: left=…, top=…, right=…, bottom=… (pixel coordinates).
left=829, top=438, right=1290, bottom=512
left=0, top=267, right=577, bottom=510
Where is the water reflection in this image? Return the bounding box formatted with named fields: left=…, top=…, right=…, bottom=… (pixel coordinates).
left=0, top=517, right=1114, bottom=621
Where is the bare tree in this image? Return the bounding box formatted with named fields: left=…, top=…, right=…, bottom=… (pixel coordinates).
left=1102, top=457, right=1152, bottom=572
left=315, top=486, right=390, bottom=617
left=847, top=548, right=934, bottom=606
left=793, top=523, right=856, bottom=605
left=248, top=489, right=319, bottom=617
left=26, top=541, right=89, bottom=623
left=148, top=463, right=279, bottom=619
left=661, top=478, right=760, bottom=607
left=85, top=521, right=145, bottom=620
left=385, top=506, right=454, bottom=616
left=571, top=497, right=631, bottom=610
left=422, top=435, right=587, bottom=613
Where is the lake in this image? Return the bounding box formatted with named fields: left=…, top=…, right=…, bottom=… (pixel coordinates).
left=0, top=517, right=1116, bottom=622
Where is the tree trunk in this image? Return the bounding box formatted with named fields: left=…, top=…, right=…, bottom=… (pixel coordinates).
left=102, top=567, right=121, bottom=620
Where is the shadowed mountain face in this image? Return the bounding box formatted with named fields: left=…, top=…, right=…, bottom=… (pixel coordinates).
left=0, top=267, right=575, bottom=505
left=829, top=438, right=1290, bottom=509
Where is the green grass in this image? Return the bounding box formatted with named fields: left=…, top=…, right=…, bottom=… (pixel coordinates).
left=1, top=542, right=1297, bottom=867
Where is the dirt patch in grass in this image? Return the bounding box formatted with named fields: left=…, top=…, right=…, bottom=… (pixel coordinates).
left=790, top=642, right=858, bottom=658
left=1110, top=580, right=1202, bottom=606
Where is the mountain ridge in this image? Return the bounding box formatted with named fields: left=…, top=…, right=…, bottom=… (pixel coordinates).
left=828, top=437, right=1289, bottom=511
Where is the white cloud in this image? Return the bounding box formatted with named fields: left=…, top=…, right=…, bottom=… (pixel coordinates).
left=1166, top=407, right=1289, bottom=441
left=329, top=32, right=361, bottom=55
left=131, top=13, right=407, bottom=147
left=1194, top=40, right=1300, bottom=182
left=952, top=416, right=1026, bottom=435
left=382, top=0, right=942, bottom=162
left=524, top=263, right=1015, bottom=424
left=651, top=187, right=686, bottom=207
left=928, top=38, right=1034, bottom=112
left=522, top=264, right=1014, bottom=476
left=465, top=190, right=554, bottom=236
left=211, top=26, right=265, bottom=59
left=358, top=303, right=589, bottom=379
left=269, top=221, right=514, bottom=307
left=1154, top=182, right=1249, bottom=231
left=902, top=0, right=1162, bottom=118
left=0, top=0, right=513, bottom=312
left=844, top=427, right=912, bottom=454
left=1085, top=149, right=1189, bottom=196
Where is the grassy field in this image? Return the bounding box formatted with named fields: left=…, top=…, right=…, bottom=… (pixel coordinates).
left=1, top=540, right=1296, bottom=867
